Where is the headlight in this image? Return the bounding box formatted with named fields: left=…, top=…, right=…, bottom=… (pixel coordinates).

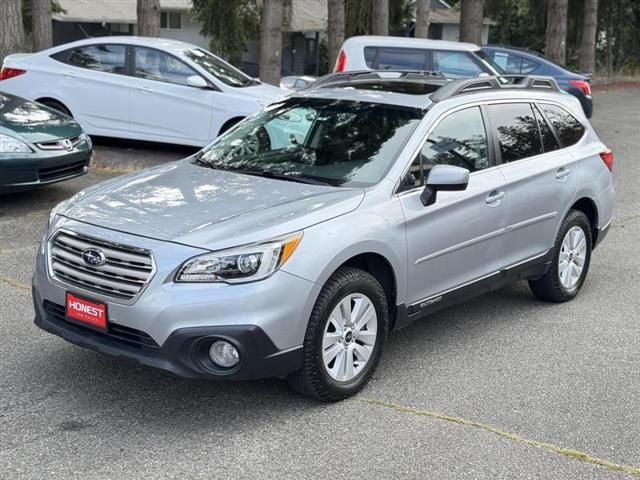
left=79, top=132, right=92, bottom=147
left=176, top=232, right=302, bottom=283
left=0, top=133, right=32, bottom=153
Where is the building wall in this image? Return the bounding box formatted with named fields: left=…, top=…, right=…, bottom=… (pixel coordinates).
left=158, top=11, right=209, bottom=48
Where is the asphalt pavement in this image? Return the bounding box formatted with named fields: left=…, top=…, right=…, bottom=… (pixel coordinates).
left=1, top=89, right=639, bottom=479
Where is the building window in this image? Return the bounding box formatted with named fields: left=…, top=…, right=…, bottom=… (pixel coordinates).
left=160, top=11, right=182, bottom=30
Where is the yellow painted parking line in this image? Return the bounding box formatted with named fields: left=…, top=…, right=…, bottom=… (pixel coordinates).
left=355, top=397, right=640, bottom=478
left=0, top=275, right=31, bottom=293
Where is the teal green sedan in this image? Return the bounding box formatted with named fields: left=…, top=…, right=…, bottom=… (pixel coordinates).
left=0, top=91, right=92, bottom=193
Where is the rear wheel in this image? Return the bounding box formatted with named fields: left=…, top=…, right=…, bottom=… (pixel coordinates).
left=287, top=267, right=388, bottom=402
left=38, top=99, right=72, bottom=117
left=529, top=210, right=592, bottom=302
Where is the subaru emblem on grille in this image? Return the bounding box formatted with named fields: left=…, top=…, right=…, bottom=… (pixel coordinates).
left=82, top=247, right=106, bottom=267
left=61, top=139, right=73, bottom=151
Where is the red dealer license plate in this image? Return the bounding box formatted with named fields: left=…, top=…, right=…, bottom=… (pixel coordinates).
left=65, top=292, right=107, bottom=331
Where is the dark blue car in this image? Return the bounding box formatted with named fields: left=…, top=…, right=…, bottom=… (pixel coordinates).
left=482, top=46, right=593, bottom=118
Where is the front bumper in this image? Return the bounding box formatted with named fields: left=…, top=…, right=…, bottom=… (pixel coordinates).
left=33, top=288, right=302, bottom=380
left=33, top=219, right=319, bottom=380
left=0, top=147, right=91, bottom=193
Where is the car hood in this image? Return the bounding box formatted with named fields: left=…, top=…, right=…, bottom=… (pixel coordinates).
left=0, top=91, right=82, bottom=144
left=233, top=82, right=288, bottom=103
left=59, top=160, right=364, bottom=250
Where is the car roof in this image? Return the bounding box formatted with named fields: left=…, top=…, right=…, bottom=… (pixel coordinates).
left=47, top=36, right=198, bottom=55
left=482, top=45, right=580, bottom=75
left=342, top=35, right=481, bottom=52
left=289, top=73, right=578, bottom=113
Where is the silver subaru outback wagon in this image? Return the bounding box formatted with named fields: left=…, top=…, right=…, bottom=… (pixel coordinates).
left=33, top=72, right=614, bottom=402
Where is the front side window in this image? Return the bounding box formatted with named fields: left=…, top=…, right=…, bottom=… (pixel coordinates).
left=181, top=48, right=257, bottom=87
left=67, top=45, right=126, bottom=74
left=540, top=104, right=585, bottom=147
left=487, top=103, right=543, bottom=163
left=401, top=106, right=489, bottom=191
left=134, top=47, right=197, bottom=86
left=432, top=51, right=483, bottom=78
left=197, top=98, right=423, bottom=188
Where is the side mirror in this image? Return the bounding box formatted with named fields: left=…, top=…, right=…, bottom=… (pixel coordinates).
left=187, top=75, right=209, bottom=89
left=420, top=164, right=470, bottom=206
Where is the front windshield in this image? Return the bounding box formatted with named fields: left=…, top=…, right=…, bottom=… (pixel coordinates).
left=197, top=98, right=423, bottom=187
left=476, top=49, right=506, bottom=75
left=182, top=48, right=256, bottom=88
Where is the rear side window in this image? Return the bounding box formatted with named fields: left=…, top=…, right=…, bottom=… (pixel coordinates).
left=432, top=50, right=483, bottom=77
left=66, top=45, right=127, bottom=74
left=540, top=104, right=585, bottom=147
left=367, top=47, right=427, bottom=70
left=533, top=104, right=560, bottom=152
left=487, top=103, right=543, bottom=162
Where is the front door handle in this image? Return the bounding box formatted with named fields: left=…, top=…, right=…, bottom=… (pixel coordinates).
left=485, top=190, right=506, bottom=206
left=555, top=167, right=571, bottom=180
left=136, top=86, right=153, bottom=93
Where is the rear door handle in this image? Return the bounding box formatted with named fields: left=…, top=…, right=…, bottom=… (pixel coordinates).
left=485, top=190, right=506, bottom=206
left=63, top=72, right=77, bottom=79
left=555, top=167, right=571, bottom=180
left=136, top=86, right=153, bottom=93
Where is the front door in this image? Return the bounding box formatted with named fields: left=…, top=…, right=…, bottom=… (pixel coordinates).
left=398, top=106, right=507, bottom=310
left=130, top=46, right=214, bottom=145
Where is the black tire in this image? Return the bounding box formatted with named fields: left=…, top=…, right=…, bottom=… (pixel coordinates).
left=38, top=99, right=72, bottom=117
left=529, top=209, right=592, bottom=302
left=287, top=266, right=388, bottom=402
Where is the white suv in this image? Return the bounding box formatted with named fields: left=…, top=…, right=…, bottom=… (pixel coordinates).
left=335, top=35, right=503, bottom=78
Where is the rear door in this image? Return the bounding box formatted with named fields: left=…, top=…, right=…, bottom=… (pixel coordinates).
left=129, top=46, right=214, bottom=145
left=54, top=44, right=130, bottom=134
left=399, top=105, right=508, bottom=308
left=489, top=102, right=579, bottom=266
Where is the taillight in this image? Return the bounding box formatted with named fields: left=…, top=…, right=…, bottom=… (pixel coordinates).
left=568, top=79, right=591, bottom=96
left=0, top=68, right=26, bottom=81
left=334, top=50, right=346, bottom=72
left=600, top=148, right=613, bottom=171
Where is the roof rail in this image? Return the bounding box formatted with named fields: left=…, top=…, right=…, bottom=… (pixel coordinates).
left=311, top=70, right=448, bottom=89
left=430, top=75, right=561, bottom=102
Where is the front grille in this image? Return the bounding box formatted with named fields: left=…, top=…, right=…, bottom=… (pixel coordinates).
left=43, top=301, right=159, bottom=350
left=37, top=135, right=82, bottom=151
left=49, top=231, right=154, bottom=301
left=39, top=160, right=87, bottom=182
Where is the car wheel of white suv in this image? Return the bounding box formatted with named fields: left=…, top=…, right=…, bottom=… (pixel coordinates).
left=529, top=210, right=592, bottom=302
left=287, top=267, right=388, bottom=402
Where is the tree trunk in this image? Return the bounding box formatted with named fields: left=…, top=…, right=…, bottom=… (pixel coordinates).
left=371, top=0, right=389, bottom=36
left=137, top=0, right=160, bottom=37
left=260, top=0, right=283, bottom=85
left=32, top=0, right=53, bottom=51
left=328, top=0, right=345, bottom=69
left=0, top=0, right=24, bottom=65
left=545, top=0, right=568, bottom=65
left=415, top=0, right=430, bottom=38
left=579, top=0, right=598, bottom=73
left=459, top=0, right=484, bottom=44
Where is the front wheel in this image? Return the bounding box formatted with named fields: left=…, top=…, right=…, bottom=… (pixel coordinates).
left=529, top=209, right=592, bottom=302
left=287, top=267, right=388, bottom=402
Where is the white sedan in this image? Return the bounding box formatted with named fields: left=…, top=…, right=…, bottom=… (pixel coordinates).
left=0, top=37, right=285, bottom=147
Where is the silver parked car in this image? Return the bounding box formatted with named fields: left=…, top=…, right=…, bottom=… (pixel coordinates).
left=34, top=72, right=614, bottom=402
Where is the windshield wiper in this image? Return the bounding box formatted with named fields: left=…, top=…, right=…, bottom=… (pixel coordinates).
left=239, top=169, right=333, bottom=186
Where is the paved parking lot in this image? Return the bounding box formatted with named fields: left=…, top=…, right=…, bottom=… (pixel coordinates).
left=1, top=89, right=639, bottom=479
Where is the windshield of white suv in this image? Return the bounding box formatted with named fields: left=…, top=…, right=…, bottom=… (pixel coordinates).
left=181, top=48, right=257, bottom=87
left=195, top=98, right=423, bottom=187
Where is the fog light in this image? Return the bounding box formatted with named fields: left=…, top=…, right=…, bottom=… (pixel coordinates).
left=209, top=340, right=240, bottom=368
